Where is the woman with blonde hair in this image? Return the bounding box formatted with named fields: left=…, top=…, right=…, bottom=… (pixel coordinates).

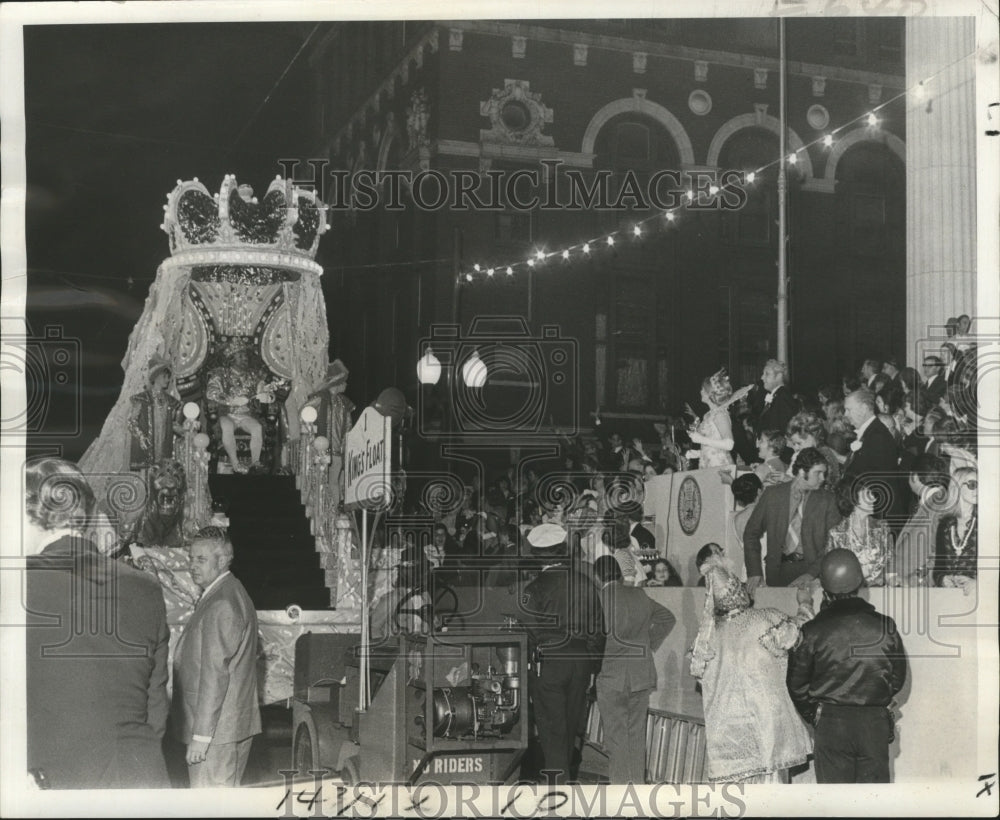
left=688, top=369, right=736, bottom=467
left=933, top=466, right=977, bottom=593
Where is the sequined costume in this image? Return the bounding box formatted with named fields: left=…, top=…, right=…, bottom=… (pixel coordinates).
left=825, top=517, right=890, bottom=586
left=690, top=557, right=813, bottom=782
left=697, top=408, right=735, bottom=467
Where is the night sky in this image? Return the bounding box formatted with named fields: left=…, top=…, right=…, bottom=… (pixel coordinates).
left=23, top=22, right=321, bottom=460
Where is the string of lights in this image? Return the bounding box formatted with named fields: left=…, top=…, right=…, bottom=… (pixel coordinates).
left=456, top=44, right=983, bottom=287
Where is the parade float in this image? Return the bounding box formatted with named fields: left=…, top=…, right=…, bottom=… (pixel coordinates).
left=74, top=174, right=981, bottom=786
left=79, top=175, right=363, bottom=704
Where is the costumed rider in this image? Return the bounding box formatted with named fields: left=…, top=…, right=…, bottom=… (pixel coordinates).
left=786, top=548, right=907, bottom=783
left=519, top=522, right=606, bottom=785
left=205, top=341, right=273, bottom=474
left=128, top=355, right=184, bottom=480
left=302, top=359, right=354, bottom=507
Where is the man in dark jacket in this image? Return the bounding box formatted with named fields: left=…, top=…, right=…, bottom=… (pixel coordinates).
left=843, top=388, right=905, bottom=530
left=755, top=359, right=798, bottom=438
left=786, top=549, right=907, bottom=783
left=593, top=556, right=675, bottom=783
left=520, top=523, right=606, bottom=784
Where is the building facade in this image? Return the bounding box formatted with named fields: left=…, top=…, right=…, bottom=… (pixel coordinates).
left=303, top=19, right=907, bottom=440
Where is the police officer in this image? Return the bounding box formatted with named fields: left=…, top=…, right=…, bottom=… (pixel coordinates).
left=520, top=523, right=606, bottom=784
left=786, top=549, right=907, bottom=783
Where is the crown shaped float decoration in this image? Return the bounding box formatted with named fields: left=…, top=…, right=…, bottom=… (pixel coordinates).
left=159, top=175, right=330, bottom=276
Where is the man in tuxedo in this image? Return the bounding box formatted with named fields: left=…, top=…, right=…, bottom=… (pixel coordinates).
left=172, top=529, right=261, bottom=787
left=756, top=359, right=798, bottom=438
left=843, top=389, right=905, bottom=529
left=916, top=355, right=947, bottom=415
left=861, top=359, right=882, bottom=390
left=605, top=431, right=640, bottom=472
left=940, top=344, right=959, bottom=386
left=744, top=447, right=842, bottom=590
left=881, top=358, right=903, bottom=393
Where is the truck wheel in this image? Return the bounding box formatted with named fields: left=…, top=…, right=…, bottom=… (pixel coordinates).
left=293, top=723, right=315, bottom=773
left=341, top=756, right=360, bottom=786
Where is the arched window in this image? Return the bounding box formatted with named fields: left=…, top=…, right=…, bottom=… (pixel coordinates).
left=718, top=127, right=779, bottom=247
left=593, top=116, right=681, bottom=411
left=595, top=115, right=681, bottom=232
left=835, top=142, right=905, bottom=259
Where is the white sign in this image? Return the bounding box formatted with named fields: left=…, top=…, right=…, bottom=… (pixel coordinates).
left=343, top=405, right=392, bottom=509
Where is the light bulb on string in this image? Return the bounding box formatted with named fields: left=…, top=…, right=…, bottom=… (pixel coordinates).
left=461, top=81, right=921, bottom=291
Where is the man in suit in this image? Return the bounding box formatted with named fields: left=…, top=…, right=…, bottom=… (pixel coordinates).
left=916, top=355, right=947, bottom=416
left=605, top=431, right=640, bottom=472
left=756, top=359, right=798, bottom=438
left=25, top=457, right=170, bottom=789
left=621, top=500, right=655, bottom=552
left=744, top=447, right=842, bottom=591
left=172, top=528, right=261, bottom=787
left=861, top=359, right=882, bottom=390
left=843, top=389, right=904, bottom=529
left=881, top=358, right=903, bottom=394
left=592, top=555, right=675, bottom=784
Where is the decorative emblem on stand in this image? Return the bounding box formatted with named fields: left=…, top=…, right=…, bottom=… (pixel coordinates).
left=677, top=475, right=702, bottom=535
left=479, top=79, right=554, bottom=147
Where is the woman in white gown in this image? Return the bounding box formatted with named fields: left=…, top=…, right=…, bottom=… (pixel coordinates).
left=689, top=369, right=736, bottom=467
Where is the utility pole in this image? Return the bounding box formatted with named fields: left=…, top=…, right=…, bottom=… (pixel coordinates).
left=777, top=17, right=789, bottom=364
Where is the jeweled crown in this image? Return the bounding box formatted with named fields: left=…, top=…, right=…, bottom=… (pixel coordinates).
left=160, top=175, right=329, bottom=275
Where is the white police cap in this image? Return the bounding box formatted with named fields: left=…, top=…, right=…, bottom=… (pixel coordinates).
left=526, top=523, right=567, bottom=549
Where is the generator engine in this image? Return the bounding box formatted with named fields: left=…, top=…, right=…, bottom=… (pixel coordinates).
left=423, top=645, right=521, bottom=739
